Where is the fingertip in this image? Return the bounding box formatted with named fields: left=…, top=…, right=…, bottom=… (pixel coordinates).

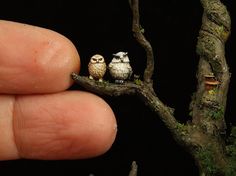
left=64, top=92, right=118, bottom=159
left=52, top=91, right=118, bottom=159
left=0, top=20, right=80, bottom=94
left=13, top=91, right=117, bottom=160
left=73, top=92, right=117, bottom=159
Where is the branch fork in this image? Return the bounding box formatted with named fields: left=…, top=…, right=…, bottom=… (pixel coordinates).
left=72, top=0, right=180, bottom=137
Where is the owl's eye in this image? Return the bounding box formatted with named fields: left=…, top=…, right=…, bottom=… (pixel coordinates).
left=99, top=58, right=103, bottom=61
left=92, top=58, right=97, bottom=62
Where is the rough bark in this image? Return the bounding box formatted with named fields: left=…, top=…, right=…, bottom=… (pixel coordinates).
left=72, top=0, right=234, bottom=175
left=188, top=0, right=232, bottom=175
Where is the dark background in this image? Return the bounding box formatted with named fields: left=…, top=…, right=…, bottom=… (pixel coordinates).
left=0, top=0, right=235, bottom=175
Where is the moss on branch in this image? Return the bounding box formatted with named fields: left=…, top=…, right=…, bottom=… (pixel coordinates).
left=189, top=0, right=232, bottom=175
left=193, top=0, right=230, bottom=132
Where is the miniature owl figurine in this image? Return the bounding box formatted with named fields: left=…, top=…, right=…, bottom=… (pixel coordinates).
left=108, top=51, right=133, bottom=83
left=88, top=54, right=106, bottom=82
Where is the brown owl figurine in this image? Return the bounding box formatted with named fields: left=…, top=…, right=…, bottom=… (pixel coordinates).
left=88, top=54, right=107, bottom=82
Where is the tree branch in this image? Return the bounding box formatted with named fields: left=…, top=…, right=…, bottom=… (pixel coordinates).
left=71, top=73, right=138, bottom=96
left=72, top=73, right=179, bottom=135
left=128, top=161, right=138, bottom=176
left=129, top=0, right=154, bottom=85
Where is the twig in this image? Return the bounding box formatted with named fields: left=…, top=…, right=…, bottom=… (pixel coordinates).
left=129, top=0, right=154, bottom=84
left=128, top=161, right=138, bottom=176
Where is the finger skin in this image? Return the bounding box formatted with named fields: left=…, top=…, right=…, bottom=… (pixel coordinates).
left=0, top=95, right=19, bottom=160
left=0, top=20, right=80, bottom=94
left=0, top=91, right=117, bottom=160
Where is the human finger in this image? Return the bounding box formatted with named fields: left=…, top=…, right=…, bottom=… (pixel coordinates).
left=0, top=20, right=80, bottom=94
left=0, top=91, right=117, bottom=160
